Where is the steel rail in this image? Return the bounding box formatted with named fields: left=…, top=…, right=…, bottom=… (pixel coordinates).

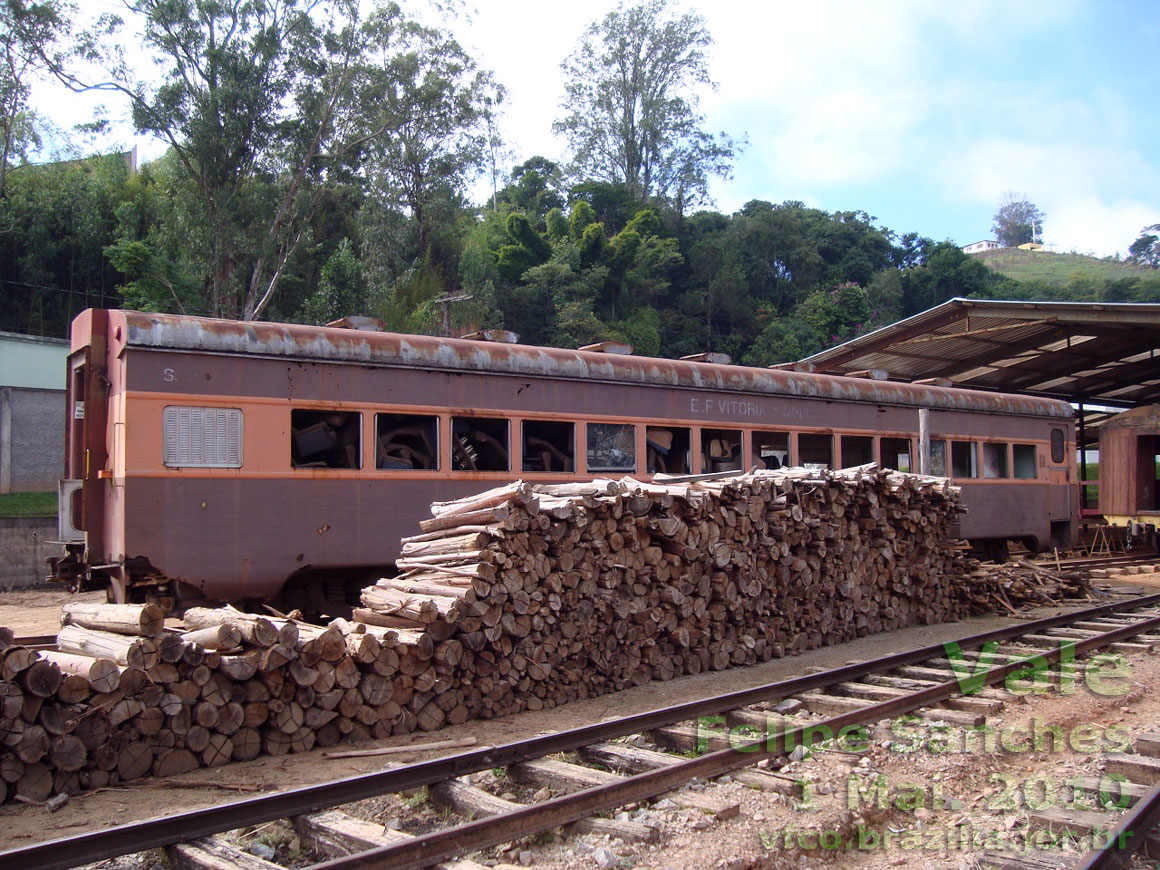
left=3, top=592, right=1160, bottom=870
left=1075, top=780, right=1160, bottom=870
left=305, top=611, right=1160, bottom=870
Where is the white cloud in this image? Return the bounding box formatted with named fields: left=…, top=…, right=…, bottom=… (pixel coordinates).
left=950, top=140, right=1160, bottom=255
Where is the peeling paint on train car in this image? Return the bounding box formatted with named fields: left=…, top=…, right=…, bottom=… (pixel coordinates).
left=113, top=311, right=1073, bottom=419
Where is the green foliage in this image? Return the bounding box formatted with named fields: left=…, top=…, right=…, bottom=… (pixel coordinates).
left=496, top=156, right=565, bottom=220
left=555, top=0, right=738, bottom=210
left=796, top=283, right=876, bottom=346
left=0, top=151, right=130, bottom=334
left=300, top=239, right=367, bottom=324
left=1, top=0, right=75, bottom=198
left=1128, top=224, right=1160, bottom=269
left=969, top=247, right=1160, bottom=302
left=992, top=192, right=1045, bottom=247
left=742, top=317, right=822, bottom=366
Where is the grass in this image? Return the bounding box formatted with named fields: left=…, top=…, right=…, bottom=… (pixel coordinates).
left=0, top=491, right=57, bottom=517
left=970, top=248, right=1156, bottom=287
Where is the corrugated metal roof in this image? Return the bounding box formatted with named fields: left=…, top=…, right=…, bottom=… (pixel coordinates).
left=801, top=298, right=1160, bottom=409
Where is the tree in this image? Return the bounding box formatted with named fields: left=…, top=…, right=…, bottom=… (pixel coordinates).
left=992, top=192, right=1045, bottom=247
left=358, top=13, right=503, bottom=262
left=554, top=0, right=738, bottom=211
left=0, top=0, right=73, bottom=198
left=1128, top=224, right=1160, bottom=269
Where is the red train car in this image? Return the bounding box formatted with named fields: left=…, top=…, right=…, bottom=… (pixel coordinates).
left=51, top=310, right=1076, bottom=613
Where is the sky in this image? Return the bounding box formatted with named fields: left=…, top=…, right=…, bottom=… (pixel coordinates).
left=37, top=0, right=1160, bottom=258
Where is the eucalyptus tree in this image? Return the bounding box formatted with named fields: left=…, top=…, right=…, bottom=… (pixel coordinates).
left=554, top=0, right=738, bottom=212
left=0, top=0, right=73, bottom=198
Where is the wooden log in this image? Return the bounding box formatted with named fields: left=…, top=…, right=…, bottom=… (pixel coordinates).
left=61, top=602, right=165, bottom=637
left=182, top=608, right=278, bottom=648
left=57, top=625, right=159, bottom=670
left=39, top=651, right=121, bottom=693
left=20, top=658, right=63, bottom=698
left=180, top=625, right=243, bottom=651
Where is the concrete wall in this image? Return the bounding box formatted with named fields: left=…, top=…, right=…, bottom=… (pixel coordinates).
left=1, top=331, right=68, bottom=494
left=0, top=516, right=57, bottom=589
left=0, top=386, right=65, bottom=492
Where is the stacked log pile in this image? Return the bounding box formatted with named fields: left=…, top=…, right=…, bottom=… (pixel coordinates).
left=958, top=559, right=1094, bottom=614
left=1, top=465, right=986, bottom=802
left=359, top=466, right=972, bottom=720
left=0, top=602, right=441, bottom=803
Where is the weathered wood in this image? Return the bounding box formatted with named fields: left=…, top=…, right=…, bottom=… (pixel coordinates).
left=182, top=608, right=278, bottom=648
left=57, top=625, right=159, bottom=670
left=39, top=651, right=121, bottom=693
left=180, top=625, right=243, bottom=651
left=431, top=778, right=657, bottom=843
left=61, top=602, right=164, bottom=638
left=167, top=838, right=285, bottom=870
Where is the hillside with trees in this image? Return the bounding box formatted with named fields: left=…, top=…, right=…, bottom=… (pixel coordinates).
left=2, top=0, right=1157, bottom=364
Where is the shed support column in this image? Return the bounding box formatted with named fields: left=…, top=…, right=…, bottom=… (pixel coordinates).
left=1078, top=401, right=1088, bottom=511
left=918, top=408, right=931, bottom=476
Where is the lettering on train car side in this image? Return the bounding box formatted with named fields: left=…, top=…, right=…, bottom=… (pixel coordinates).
left=163, top=368, right=176, bottom=382
left=689, top=396, right=773, bottom=418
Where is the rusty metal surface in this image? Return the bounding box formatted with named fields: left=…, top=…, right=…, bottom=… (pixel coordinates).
left=106, top=309, right=1073, bottom=418
left=800, top=297, right=1160, bottom=409
left=5, top=592, right=1159, bottom=870
left=1076, top=778, right=1160, bottom=869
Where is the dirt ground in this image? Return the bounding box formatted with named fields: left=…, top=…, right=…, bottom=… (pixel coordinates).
left=1, top=572, right=1159, bottom=868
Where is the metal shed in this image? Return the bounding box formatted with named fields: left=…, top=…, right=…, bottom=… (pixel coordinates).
left=798, top=298, right=1160, bottom=517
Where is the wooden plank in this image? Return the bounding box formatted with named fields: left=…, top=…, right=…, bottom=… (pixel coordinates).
left=430, top=779, right=657, bottom=843
left=294, top=811, right=489, bottom=870
left=580, top=741, right=795, bottom=794
left=1104, top=753, right=1160, bottom=785
left=167, top=838, right=285, bottom=870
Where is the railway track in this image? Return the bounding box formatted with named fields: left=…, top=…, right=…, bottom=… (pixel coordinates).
left=4, top=591, right=1160, bottom=870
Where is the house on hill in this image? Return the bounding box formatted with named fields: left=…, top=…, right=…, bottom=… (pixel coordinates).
left=962, top=239, right=1002, bottom=254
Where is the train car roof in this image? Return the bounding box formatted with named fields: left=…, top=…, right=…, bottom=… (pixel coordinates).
left=92, top=309, right=1072, bottom=419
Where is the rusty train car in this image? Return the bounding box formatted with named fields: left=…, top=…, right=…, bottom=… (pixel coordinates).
left=51, top=309, right=1076, bottom=613
left=1098, top=404, right=1160, bottom=547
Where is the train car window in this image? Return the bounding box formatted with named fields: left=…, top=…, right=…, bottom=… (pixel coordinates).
left=291, top=410, right=361, bottom=469
left=799, top=433, right=832, bottom=469
left=930, top=440, right=947, bottom=476
left=840, top=435, right=874, bottom=468
left=587, top=422, right=636, bottom=472
left=163, top=406, right=243, bottom=468
left=452, top=417, right=510, bottom=471
left=646, top=426, right=690, bottom=474
left=522, top=420, right=575, bottom=472
left=1050, top=428, right=1065, bottom=463
left=1013, top=444, right=1037, bottom=479
left=701, top=428, right=743, bottom=472
left=982, top=442, right=1009, bottom=478
left=376, top=414, right=438, bottom=470
left=880, top=437, right=911, bottom=473
left=752, top=431, right=789, bottom=470
left=951, top=441, right=978, bottom=478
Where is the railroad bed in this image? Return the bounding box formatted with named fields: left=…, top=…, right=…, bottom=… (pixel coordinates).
left=3, top=591, right=1160, bottom=870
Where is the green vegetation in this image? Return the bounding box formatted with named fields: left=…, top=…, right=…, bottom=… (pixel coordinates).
left=972, top=248, right=1157, bottom=288
left=0, top=491, right=57, bottom=517
left=1, top=0, right=1157, bottom=357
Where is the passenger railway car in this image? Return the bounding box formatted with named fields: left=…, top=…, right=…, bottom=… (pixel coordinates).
left=1097, top=404, right=1160, bottom=547
left=52, top=310, right=1076, bottom=613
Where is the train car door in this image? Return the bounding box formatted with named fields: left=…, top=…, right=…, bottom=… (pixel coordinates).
left=1046, top=426, right=1071, bottom=521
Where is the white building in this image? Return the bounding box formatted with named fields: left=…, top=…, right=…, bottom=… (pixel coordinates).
left=962, top=240, right=1003, bottom=254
